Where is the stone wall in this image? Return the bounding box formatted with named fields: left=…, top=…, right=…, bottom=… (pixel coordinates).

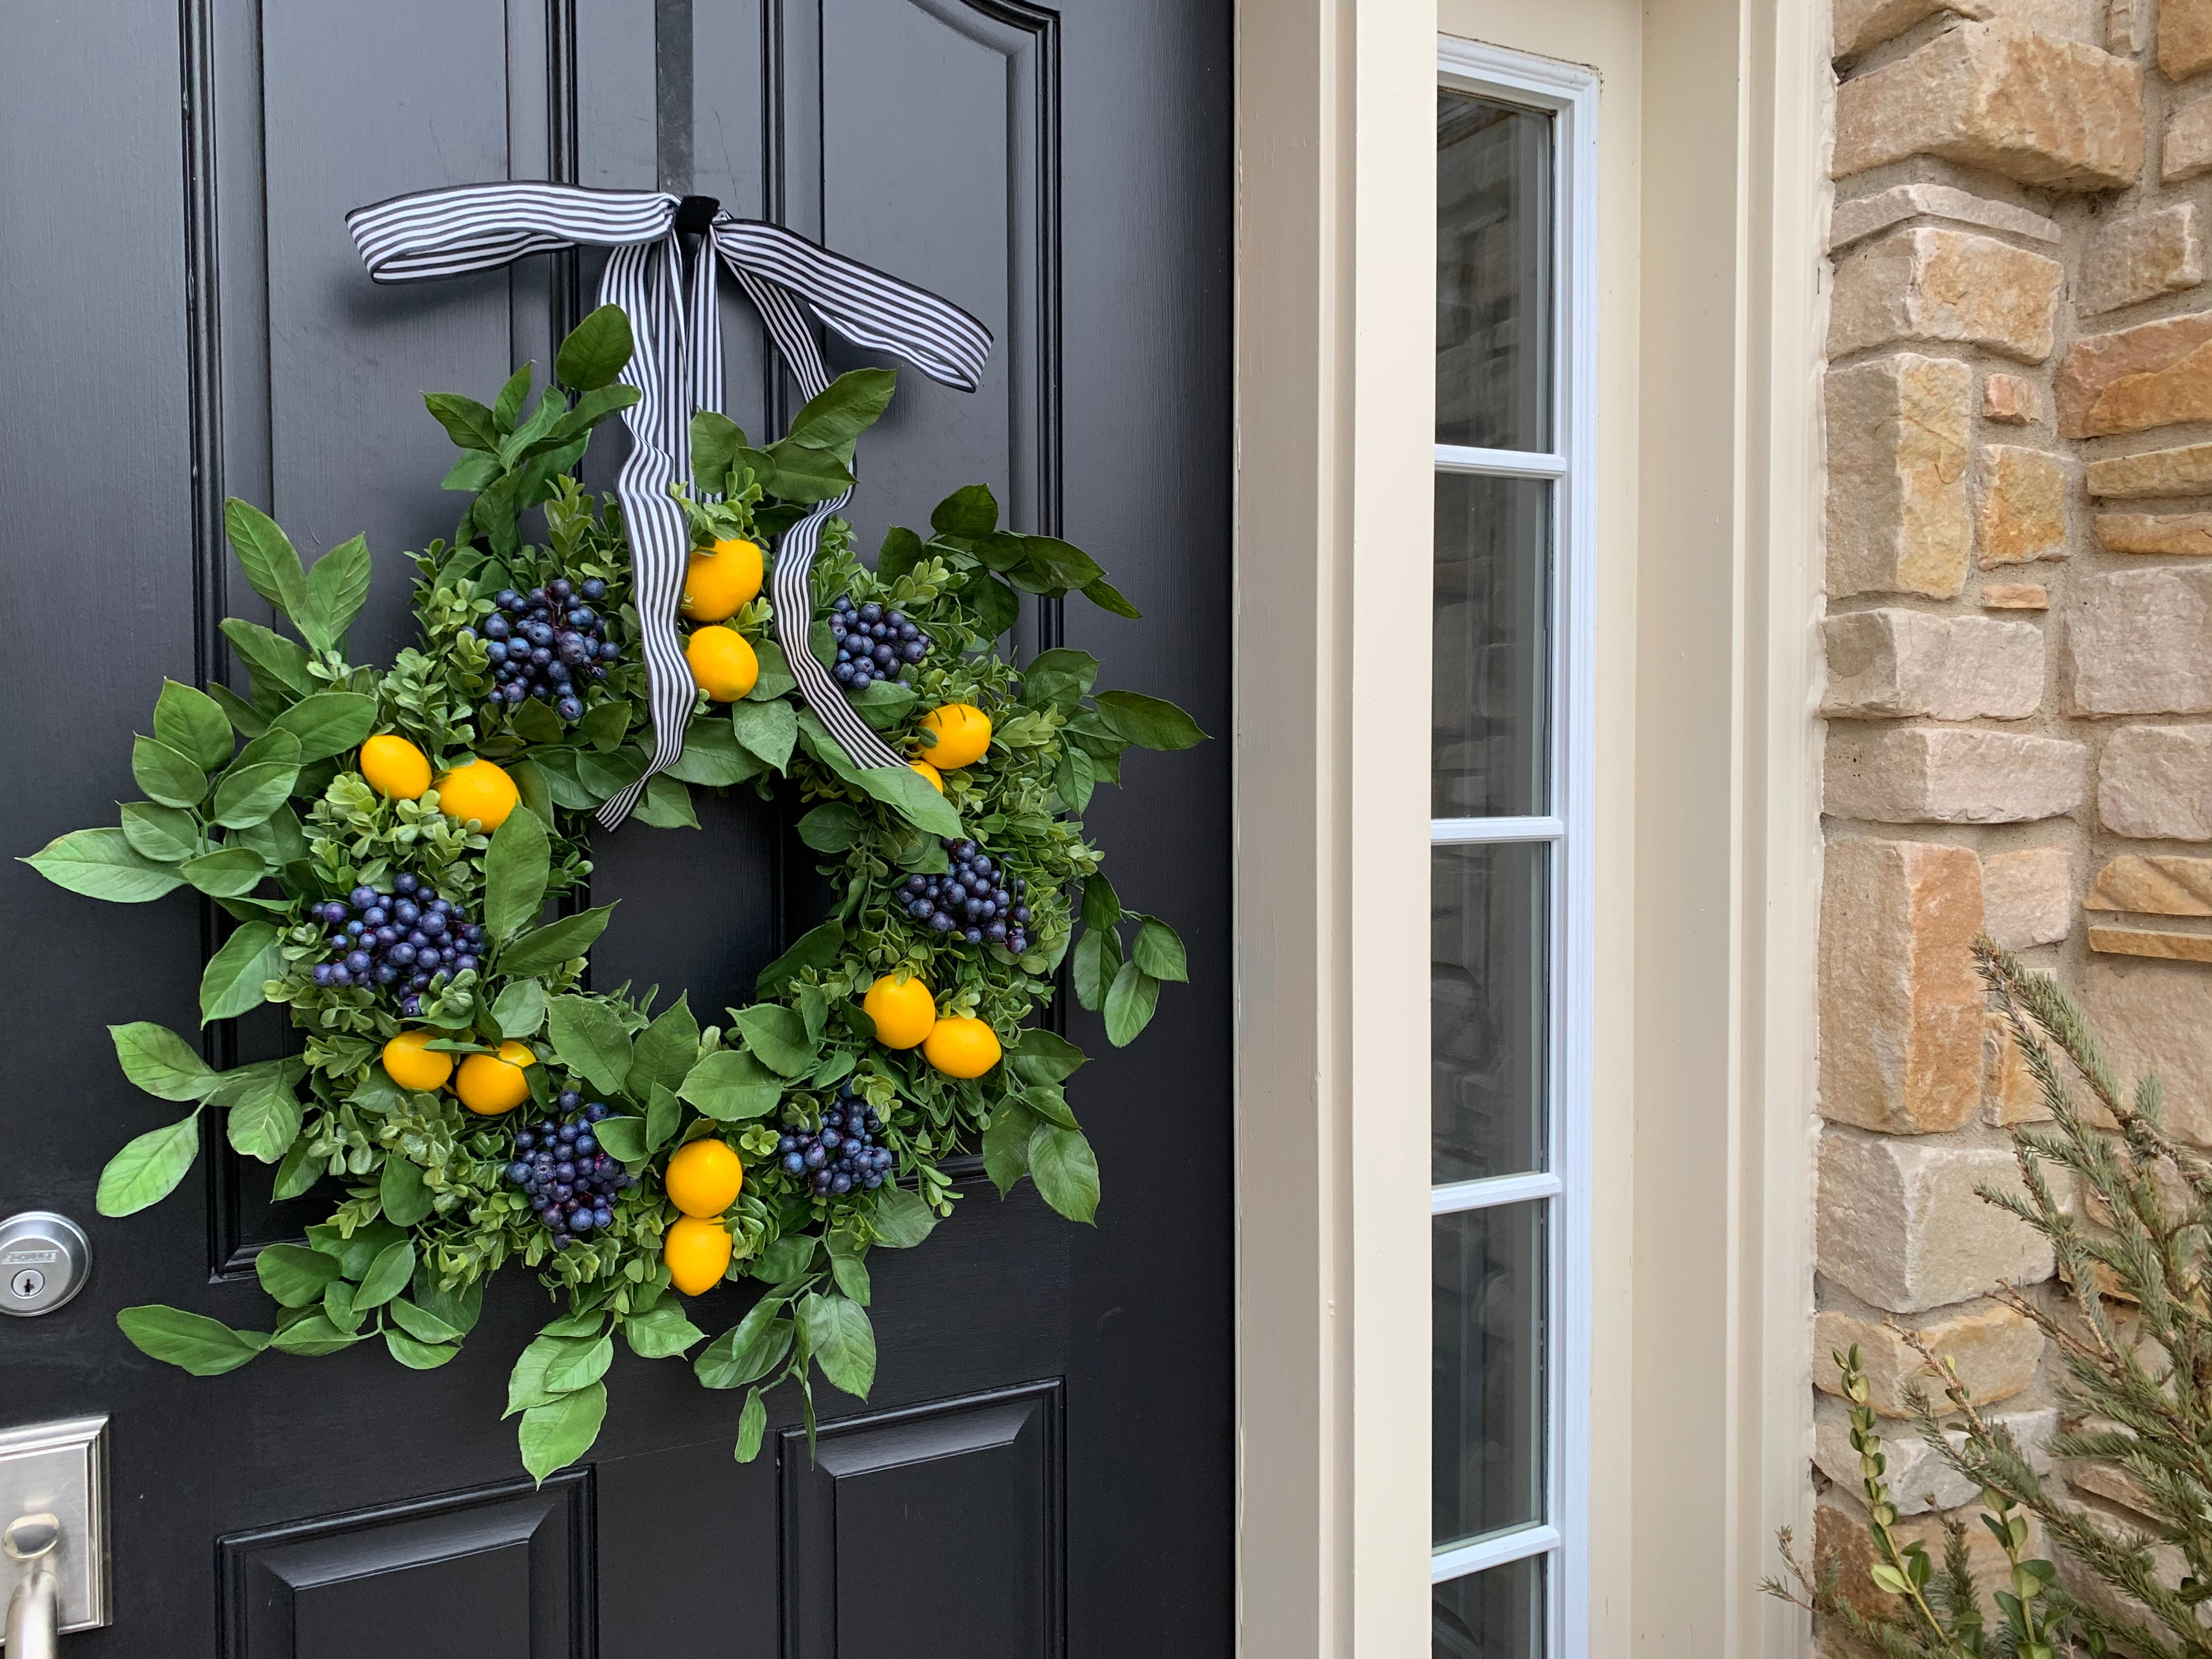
left=1819, top=0, right=2212, bottom=1617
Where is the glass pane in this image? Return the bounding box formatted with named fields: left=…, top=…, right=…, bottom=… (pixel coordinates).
left=1432, top=843, right=1548, bottom=1184
left=1434, top=1201, right=1547, bottom=1547
left=1433, top=473, right=1550, bottom=819
left=1434, top=1556, right=1547, bottom=1658
left=1437, top=90, right=1553, bottom=450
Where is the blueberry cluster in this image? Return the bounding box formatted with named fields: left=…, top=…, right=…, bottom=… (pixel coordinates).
left=476, top=579, right=620, bottom=723
left=503, top=1094, right=637, bottom=1247
left=895, top=839, right=1031, bottom=952
left=309, top=874, right=484, bottom=1015
left=775, top=1086, right=893, bottom=1196
left=828, top=596, right=930, bottom=692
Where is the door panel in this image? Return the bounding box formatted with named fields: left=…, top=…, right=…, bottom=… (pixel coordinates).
left=0, top=1, right=1230, bottom=1652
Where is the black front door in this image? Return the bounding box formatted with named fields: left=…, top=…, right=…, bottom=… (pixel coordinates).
left=0, top=3, right=1231, bottom=1654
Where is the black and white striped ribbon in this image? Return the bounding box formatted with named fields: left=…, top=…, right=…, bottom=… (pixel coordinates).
left=346, top=182, right=991, bottom=827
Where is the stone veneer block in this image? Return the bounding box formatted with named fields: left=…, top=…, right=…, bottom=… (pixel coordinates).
left=1830, top=183, right=2062, bottom=252
left=1981, top=582, right=2049, bottom=607
left=1830, top=229, right=2063, bottom=363
left=2066, top=568, right=2212, bottom=714
left=2078, top=204, right=2205, bottom=316
left=1818, top=1493, right=2040, bottom=1620
left=2089, top=854, right=2212, bottom=912
left=2086, top=440, right=2212, bottom=497
left=1832, top=22, right=2144, bottom=190
left=1821, top=608, right=2043, bottom=719
left=2096, top=512, right=2212, bottom=555
left=1826, top=726, right=2086, bottom=822
left=2089, top=923, right=2212, bottom=962
left=1815, top=1400, right=2055, bottom=1514
left=1827, top=356, right=1974, bottom=599
left=1983, top=846, right=2072, bottom=945
left=1813, top=1302, right=2045, bottom=1415
left=1837, top=0, right=2098, bottom=57
left=1984, top=1009, right=2052, bottom=1124
left=1983, top=372, right=2044, bottom=424
left=2167, top=0, right=2212, bottom=77
left=2114, top=0, right=2146, bottom=54
left=2084, top=958, right=2212, bottom=1145
left=1818, top=1127, right=2056, bottom=1311
left=2100, top=724, right=2212, bottom=837
left=1820, top=839, right=1987, bottom=1133
left=1977, top=444, right=2072, bottom=564
left=2058, top=310, right=2212, bottom=438
left=2170, top=95, right=2212, bottom=182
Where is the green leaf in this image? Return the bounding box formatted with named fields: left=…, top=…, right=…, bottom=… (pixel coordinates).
left=1132, top=917, right=1189, bottom=982
left=304, top=534, right=373, bottom=650
left=556, top=304, right=635, bottom=391
left=210, top=756, right=302, bottom=829
left=154, top=680, right=234, bottom=769
left=665, top=719, right=761, bottom=787
left=755, top=919, right=846, bottom=1000
left=690, top=410, right=748, bottom=496
left=785, top=368, right=897, bottom=451
left=1081, top=874, right=1122, bottom=930
left=850, top=679, right=919, bottom=731
left=758, top=1235, right=817, bottom=1285
left=117, top=1306, right=267, bottom=1376
left=224, top=498, right=313, bottom=628
left=354, top=1239, right=416, bottom=1310
left=118, top=802, right=201, bottom=864
left=732, top=1004, right=819, bottom=1078
left=677, top=1047, right=783, bottom=1121
left=646, top=1084, right=681, bottom=1153
left=544, top=1332, right=614, bottom=1392
left=1080, top=576, right=1143, bottom=619
left=826, top=1237, right=871, bottom=1306
left=1095, top=690, right=1207, bottom=751
left=233, top=804, right=309, bottom=867
left=968, top=572, right=1021, bottom=640
left=857, top=763, right=961, bottom=838
left=270, top=692, right=377, bottom=761
left=411, top=1272, right=486, bottom=1339
left=735, top=1389, right=768, bottom=1462
left=729, top=698, right=797, bottom=772
left=629, top=996, right=700, bottom=1098
left=219, top=618, right=313, bottom=703
left=1022, top=648, right=1101, bottom=713
left=512, top=697, right=566, bottom=746
left=443, top=450, right=503, bottom=493
left=930, top=483, right=999, bottom=538
left=272, top=1312, right=363, bottom=1355
left=424, top=392, right=503, bottom=452
left=980, top=1103, right=1035, bottom=1197
left=386, top=1328, right=461, bottom=1369
left=870, top=1184, right=938, bottom=1248
left=220, top=1059, right=303, bottom=1161
left=797, top=803, right=865, bottom=852
left=546, top=995, right=634, bottom=1097
left=1053, top=746, right=1097, bottom=813
left=111, top=1022, right=217, bottom=1100
left=800, top=1293, right=876, bottom=1399
left=632, top=774, right=699, bottom=829
left=132, top=736, right=208, bottom=809
left=181, top=847, right=270, bottom=899
left=307, top=1218, right=405, bottom=1280
left=379, top=1155, right=433, bottom=1226
left=877, top=525, right=925, bottom=582
left=696, top=1295, right=793, bottom=1389
left=1103, top=961, right=1161, bottom=1047
left=507, top=1333, right=586, bottom=1413
left=520, top=1382, right=608, bottom=1483
left=498, top=905, right=615, bottom=977
left=492, top=979, right=548, bottom=1041
left=538, top=384, right=642, bottom=450
left=271, top=1137, right=321, bottom=1201
left=24, top=828, right=185, bottom=902
left=492, top=363, right=533, bottom=431
left=746, top=639, right=797, bottom=702
left=1071, top=927, right=1122, bottom=1013
left=484, top=805, right=552, bottom=940
left=760, top=438, right=856, bottom=502
left=590, top=1116, right=646, bottom=1163
left=1027, top=1122, right=1101, bottom=1223
left=255, top=1243, right=342, bottom=1308
left=623, top=1302, right=707, bottom=1359
left=205, top=681, right=268, bottom=738
left=97, top=1113, right=204, bottom=1216
left=1008, top=1029, right=1088, bottom=1087
left=388, top=1296, right=465, bottom=1345
left=1009, top=534, right=1103, bottom=595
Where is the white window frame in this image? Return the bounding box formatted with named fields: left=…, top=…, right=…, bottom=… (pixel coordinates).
left=1431, top=37, right=1597, bottom=1659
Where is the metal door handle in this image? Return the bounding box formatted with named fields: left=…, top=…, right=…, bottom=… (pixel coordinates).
left=3, top=1513, right=60, bottom=1657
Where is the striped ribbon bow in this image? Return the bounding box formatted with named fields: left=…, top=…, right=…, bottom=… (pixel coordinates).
left=345, top=182, right=993, bottom=828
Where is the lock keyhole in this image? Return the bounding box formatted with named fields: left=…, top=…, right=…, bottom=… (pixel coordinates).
left=9, top=1271, right=43, bottom=1300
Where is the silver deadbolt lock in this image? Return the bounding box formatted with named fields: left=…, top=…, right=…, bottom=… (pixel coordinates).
left=0, top=1217, right=88, bottom=1318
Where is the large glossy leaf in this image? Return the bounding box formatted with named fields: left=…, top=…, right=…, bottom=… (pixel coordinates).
left=676, top=1048, right=782, bottom=1121
left=224, top=498, right=312, bottom=628
left=424, top=392, right=501, bottom=452
left=783, top=368, right=896, bottom=452
left=754, top=919, right=844, bottom=999
left=556, top=304, right=634, bottom=391
left=379, top=1154, right=432, bottom=1226
left=689, top=410, right=747, bottom=495
left=731, top=1005, right=817, bottom=1079
left=209, top=746, right=302, bottom=828
left=354, top=1239, right=416, bottom=1310
left=219, top=618, right=313, bottom=702
left=1026, top=1122, right=1101, bottom=1224
left=869, top=1184, right=938, bottom=1249
left=492, top=979, right=548, bottom=1041
left=931, top=483, right=998, bottom=537
left=24, top=828, right=186, bottom=902
left=545, top=996, right=633, bottom=1097
left=497, top=905, right=614, bottom=977
left=132, top=736, right=208, bottom=809
left=729, top=698, right=797, bottom=772
left=628, top=996, right=699, bottom=1098
left=119, top=802, right=201, bottom=864
left=386, top=1329, right=462, bottom=1369
left=622, top=1302, right=707, bottom=1360
left=664, top=719, right=760, bottom=787
left=857, top=762, right=961, bottom=838
left=1102, top=960, right=1160, bottom=1047
left=1094, top=690, right=1207, bottom=751
left=180, top=847, right=269, bottom=899
left=96, top=1112, right=204, bottom=1216
left=153, top=680, right=234, bottom=769
left=484, top=806, right=552, bottom=940
left=270, top=692, right=377, bottom=760
left=304, top=534, right=373, bottom=650
left=694, top=1295, right=792, bottom=1390
left=800, top=1292, right=876, bottom=1399
left=110, top=1022, right=217, bottom=1100
left=200, top=921, right=283, bottom=1023
left=117, top=1305, right=267, bottom=1376
left=255, top=1243, right=342, bottom=1308
left=518, top=1382, right=608, bottom=1483
left=543, top=1333, right=613, bottom=1392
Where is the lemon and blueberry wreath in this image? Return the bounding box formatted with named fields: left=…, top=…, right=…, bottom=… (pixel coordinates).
left=25, top=306, right=1203, bottom=1478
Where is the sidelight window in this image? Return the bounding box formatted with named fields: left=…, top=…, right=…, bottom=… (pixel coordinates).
left=1430, top=38, right=1594, bottom=1659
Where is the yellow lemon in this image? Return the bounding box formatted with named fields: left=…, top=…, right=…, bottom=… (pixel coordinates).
left=922, top=1015, right=1002, bottom=1079
left=455, top=1041, right=535, bottom=1115
left=664, top=1216, right=733, bottom=1295
left=381, top=1029, right=454, bottom=1092
left=360, top=733, right=432, bottom=800
left=680, top=539, right=763, bottom=622
left=436, top=758, right=519, bottom=831
left=862, top=973, right=936, bottom=1049
left=664, top=1138, right=745, bottom=1218
left=916, top=703, right=991, bottom=770
left=686, top=625, right=759, bottom=702
left=910, top=759, right=945, bottom=793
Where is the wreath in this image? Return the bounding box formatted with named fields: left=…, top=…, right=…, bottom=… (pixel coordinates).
left=24, top=301, right=1203, bottom=1478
